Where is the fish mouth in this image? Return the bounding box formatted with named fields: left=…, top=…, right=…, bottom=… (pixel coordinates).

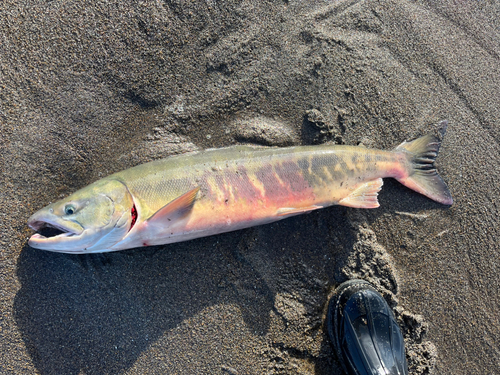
left=29, top=221, right=76, bottom=239
left=28, top=218, right=84, bottom=249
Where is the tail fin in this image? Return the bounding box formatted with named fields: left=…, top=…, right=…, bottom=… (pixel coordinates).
left=395, top=124, right=453, bottom=205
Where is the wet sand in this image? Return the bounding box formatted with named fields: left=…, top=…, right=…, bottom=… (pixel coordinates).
left=1, top=1, right=499, bottom=374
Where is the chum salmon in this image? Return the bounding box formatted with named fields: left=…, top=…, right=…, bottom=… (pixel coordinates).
left=28, top=123, right=452, bottom=253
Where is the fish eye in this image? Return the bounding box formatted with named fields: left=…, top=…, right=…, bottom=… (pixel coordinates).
left=64, top=204, right=76, bottom=215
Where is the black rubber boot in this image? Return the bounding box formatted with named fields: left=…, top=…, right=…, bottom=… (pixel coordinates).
left=327, top=280, right=408, bottom=375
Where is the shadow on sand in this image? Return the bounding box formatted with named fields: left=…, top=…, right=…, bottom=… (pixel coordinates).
left=14, top=209, right=353, bottom=375
left=14, top=186, right=439, bottom=375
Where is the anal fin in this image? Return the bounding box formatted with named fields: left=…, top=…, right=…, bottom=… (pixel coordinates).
left=339, top=178, right=383, bottom=208
left=276, top=205, right=323, bottom=217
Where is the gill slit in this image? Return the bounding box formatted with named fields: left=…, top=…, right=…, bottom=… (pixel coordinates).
left=112, top=179, right=138, bottom=233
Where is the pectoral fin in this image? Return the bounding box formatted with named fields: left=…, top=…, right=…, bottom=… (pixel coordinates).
left=339, top=178, right=383, bottom=208
left=276, top=205, right=323, bottom=217
left=147, top=187, right=200, bottom=226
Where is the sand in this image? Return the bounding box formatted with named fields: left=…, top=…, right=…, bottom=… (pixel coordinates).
left=1, top=0, right=499, bottom=374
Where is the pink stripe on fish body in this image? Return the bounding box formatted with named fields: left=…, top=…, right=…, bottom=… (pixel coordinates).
left=109, top=144, right=411, bottom=249
left=186, top=157, right=317, bottom=230
left=182, top=146, right=407, bottom=233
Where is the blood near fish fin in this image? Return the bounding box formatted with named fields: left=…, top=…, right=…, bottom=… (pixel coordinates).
left=338, top=178, right=383, bottom=208
left=147, top=187, right=200, bottom=225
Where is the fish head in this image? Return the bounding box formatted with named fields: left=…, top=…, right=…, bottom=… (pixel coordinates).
left=28, top=179, right=134, bottom=253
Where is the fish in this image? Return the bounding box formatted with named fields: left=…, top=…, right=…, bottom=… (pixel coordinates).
left=28, top=124, right=453, bottom=254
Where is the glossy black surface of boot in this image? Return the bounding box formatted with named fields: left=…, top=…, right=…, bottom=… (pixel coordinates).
left=327, top=280, right=408, bottom=375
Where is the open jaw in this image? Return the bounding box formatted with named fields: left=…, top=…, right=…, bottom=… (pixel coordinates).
left=28, top=219, right=83, bottom=250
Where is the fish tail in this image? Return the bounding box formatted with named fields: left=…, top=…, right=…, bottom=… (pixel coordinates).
left=394, top=124, right=453, bottom=205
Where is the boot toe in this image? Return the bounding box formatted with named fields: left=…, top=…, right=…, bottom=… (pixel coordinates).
left=327, top=280, right=408, bottom=375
